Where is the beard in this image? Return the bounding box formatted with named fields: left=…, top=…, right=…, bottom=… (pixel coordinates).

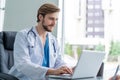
left=42, top=24, right=52, bottom=32
left=42, top=20, right=53, bottom=32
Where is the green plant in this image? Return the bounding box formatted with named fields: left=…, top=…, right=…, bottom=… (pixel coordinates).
left=77, top=46, right=82, bottom=57
left=109, top=41, right=120, bottom=56
left=64, top=43, right=73, bottom=56
left=95, top=43, right=105, bottom=51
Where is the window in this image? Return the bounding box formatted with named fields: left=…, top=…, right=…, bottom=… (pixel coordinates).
left=95, top=20, right=100, bottom=24
left=88, top=12, right=94, bottom=16
left=88, top=20, right=93, bottom=24
left=59, top=0, right=120, bottom=79
left=88, top=5, right=94, bottom=9
left=95, top=12, right=100, bottom=16
left=87, top=27, right=93, bottom=32
left=95, top=27, right=104, bottom=32
left=95, top=5, right=100, bottom=9
left=0, top=0, right=6, bottom=31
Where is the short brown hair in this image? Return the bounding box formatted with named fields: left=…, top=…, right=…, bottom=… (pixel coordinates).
left=37, top=3, right=60, bottom=22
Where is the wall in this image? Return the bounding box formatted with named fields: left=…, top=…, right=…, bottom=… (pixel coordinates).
left=3, top=0, right=58, bottom=36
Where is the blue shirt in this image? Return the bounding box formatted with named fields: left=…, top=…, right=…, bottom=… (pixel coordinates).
left=42, top=34, right=49, bottom=67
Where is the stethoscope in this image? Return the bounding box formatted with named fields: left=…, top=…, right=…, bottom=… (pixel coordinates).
left=27, top=27, right=37, bottom=48
left=27, top=27, right=57, bottom=53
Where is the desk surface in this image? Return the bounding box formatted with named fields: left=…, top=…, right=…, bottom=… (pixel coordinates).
left=46, top=77, right=103, bottom=80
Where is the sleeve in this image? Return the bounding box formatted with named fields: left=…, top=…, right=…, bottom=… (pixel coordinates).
left=13, top=31, right=48, bottom=80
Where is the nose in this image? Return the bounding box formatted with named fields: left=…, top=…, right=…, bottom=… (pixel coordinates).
left=52, top=20, right=56, bottom=25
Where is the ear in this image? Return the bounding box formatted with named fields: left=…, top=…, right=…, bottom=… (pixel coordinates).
left=39, top=14, right=43, bottom=21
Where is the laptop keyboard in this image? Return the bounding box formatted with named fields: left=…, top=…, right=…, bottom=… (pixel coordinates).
left=59, top=74, right=72, bottom=77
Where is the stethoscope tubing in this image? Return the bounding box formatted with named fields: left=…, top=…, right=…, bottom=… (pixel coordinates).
left=27, top=27, right=56, bottom=53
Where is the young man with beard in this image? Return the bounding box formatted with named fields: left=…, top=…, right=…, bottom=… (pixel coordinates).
left=9, top=3, right=73, bottom=80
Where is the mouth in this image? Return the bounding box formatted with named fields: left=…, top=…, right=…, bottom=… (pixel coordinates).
left=49, top=25, right=55, bottom=27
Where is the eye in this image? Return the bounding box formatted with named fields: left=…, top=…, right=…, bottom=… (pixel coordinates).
left=49, top=17, right=54, bottom=20
left=49, top=17, right=58, bottom=21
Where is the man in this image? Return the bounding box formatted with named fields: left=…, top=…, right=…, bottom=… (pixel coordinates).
left=9, top=3, right=73, bottom=80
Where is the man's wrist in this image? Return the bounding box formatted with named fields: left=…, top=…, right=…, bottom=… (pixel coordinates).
left=46, top=68, right=56, bottom=75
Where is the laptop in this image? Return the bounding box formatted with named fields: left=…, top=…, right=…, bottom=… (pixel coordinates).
left=47, top=50, right=105, bottom=79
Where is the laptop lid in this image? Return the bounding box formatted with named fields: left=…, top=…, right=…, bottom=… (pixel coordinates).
left=72, top=50, right=105, bottom=79
left=47, top=50, right=105, bottom=79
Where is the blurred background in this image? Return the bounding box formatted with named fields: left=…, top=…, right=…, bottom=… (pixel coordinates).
left=0, top=0, right=120, bottom=79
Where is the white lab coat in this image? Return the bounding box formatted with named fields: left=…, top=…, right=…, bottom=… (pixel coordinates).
left=8, top=27, right=66, bottom=80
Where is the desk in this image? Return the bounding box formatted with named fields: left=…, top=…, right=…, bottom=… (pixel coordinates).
left=46, top=77, right=103, bottom=80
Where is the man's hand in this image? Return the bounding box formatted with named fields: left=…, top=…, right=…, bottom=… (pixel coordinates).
left=46, top=66, right=73, bottom=75
left=109, top=75, right=120, bottom=80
